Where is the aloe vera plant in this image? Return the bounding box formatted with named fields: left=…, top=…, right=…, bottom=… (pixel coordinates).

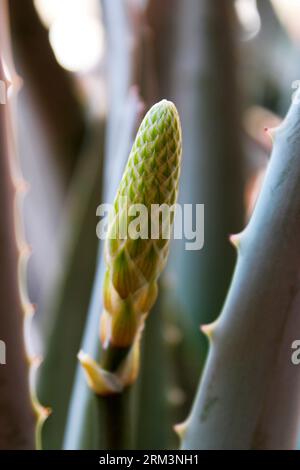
left=4, top=0, right=300, bottom=453
left=179, top=90, right=300, bottom=450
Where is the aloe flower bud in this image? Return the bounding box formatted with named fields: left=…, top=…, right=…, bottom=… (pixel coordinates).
left=101, top=99, right=182, bottom=349
left=79, top=100, right=182, bottom=395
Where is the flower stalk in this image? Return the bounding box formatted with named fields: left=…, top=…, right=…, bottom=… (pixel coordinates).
left=79, top=99, right=182, bottom=395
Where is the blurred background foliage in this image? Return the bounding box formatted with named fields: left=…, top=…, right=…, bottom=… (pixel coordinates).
left=3, top=0, right=300, bottom=449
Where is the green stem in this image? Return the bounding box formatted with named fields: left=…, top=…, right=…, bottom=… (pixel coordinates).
left=101, top=346, right=131, bottom=372
left=98, top=389, right=133, bottom=450
left=98, top=345, right=133, bottom=449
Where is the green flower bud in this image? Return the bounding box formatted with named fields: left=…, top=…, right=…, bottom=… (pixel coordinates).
left=101, top=99, right=182, bottom=348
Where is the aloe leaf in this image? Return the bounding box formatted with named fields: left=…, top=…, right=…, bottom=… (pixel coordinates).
left=0, top=0, right=35, bottom=449
left=171, top=0, right=245, bottom=349
left=180, top=90, right=300, bottom=450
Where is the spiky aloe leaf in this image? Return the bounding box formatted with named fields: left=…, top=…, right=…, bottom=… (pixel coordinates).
left=0, top=0, right=43, bottom=449
left=79, top=99, right=182, bottom=394
left=179, top=89, right=300, bottom=450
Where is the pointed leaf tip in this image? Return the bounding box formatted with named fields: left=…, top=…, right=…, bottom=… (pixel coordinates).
left=229, top=233, right=241, bottom=249
left=200, top=321, right=218, bottom=340
left=78, top=350, right=123, bottom=395
left=264, top=126, right=276, bottom=143
left=174, top=421, right=188, bottom=439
